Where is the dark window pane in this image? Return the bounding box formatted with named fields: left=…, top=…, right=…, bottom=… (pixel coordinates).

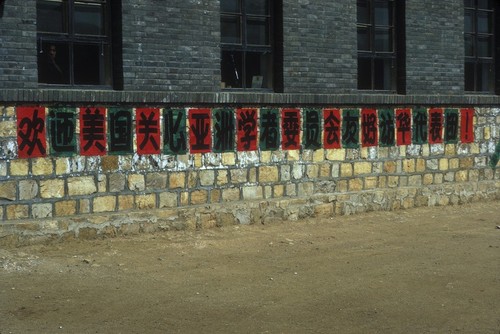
left=477, top=11, right=492, bottom=33
left=221, top=51, right=243, bottom=88
left=374, top=28, right=392, bottom=52
left=464, top=0, right=474, bottom=8
left=247, top=18, right=269, bottom=45
left=75, top=2, right=104, bottom=35
left=465, top=34, right=474, bottom=56
left=373, top=58, right=393, bottom=90
left=477, top=61, right=493, bottom=91
left=221, top=0, right=240, bottom=13
left=245, top=51, right=273, bottom=89
left=37, top=0, right=66, bottom=33
left=38, top=42, right=70, bottom=84
left=464, top=62, right=474, bottom=91
left=74, top=44, right=101, bottom=85
left=477, top=35, right=492, bottom=57
left=374, top=0, right=392, bottom=26
left=221, top=16, right=241, bottom=44
left=358, top=58, right=372, bottom=89
left=478, top=0, right=491, bottom=9
left=357, top=27, right=371, bottom=51
left=464, top=10, right=473, bottom=33
left=357, top=0, right=370, bottom=24
left=246, top=0, right=268, bottom=15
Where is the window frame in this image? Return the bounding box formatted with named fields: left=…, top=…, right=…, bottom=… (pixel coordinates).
left=357, top=0, right=404, bottom=93
left=36, top=0, right=119, bottom=89
left=464, top=0, right=496, bottom=93
left=220, top=0, right=283, bottom=92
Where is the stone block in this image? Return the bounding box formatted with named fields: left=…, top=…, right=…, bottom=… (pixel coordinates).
left=109, top=173, right=126, bottom=192
left=118, top=195, right=135, bottom=210
left=388, top=176, right=399, bottom=188
left=298, top=182, right=314, bottom=196
left=274, top=184, right=285, bottom=198
left=249, top=167, right=257, bottom=183
left=312, top=149, right=325, bottom=162
left=55, top=157, right=70, bottom=175
left=416, top=158, right=426, bottom=172
left=145, top=172, right=167, bottom=189
left=101, top=156, right=119, bottom=171
left=439, top=158, right=449, bottom=171
left=259, top=166, right=279, bottom=183
left=242, top=186, right=263, bottom=200
left=93, top=196, right=116, bottom=213
left=354, top=161, right=371, bottom=175
left=55, top=200, right=77, bottom=216
left=19, top=180, right=38, bottom=200
left=199, top=170, right=215, bottom=186
left=32, top=157, right=54, bottom=176
left=190, top=190, right=208, bottom=205
left=6, top=204, right=29, bottom=220
left=217, top=170, right=229, bottom=185
left=306, top=164, right=319, bottom=178
left=180, top=192, right=189, bottom=206
left=68, top=176, right=97, bottom=196
left=0, top=181, right=17, bottom=201
left=286, top=183, right=297, bottom=196
left=365, top=176, right=378, bottom=189
left=403, top=159, right=415, bottom=173
left=128, top=174, right=145, bottom=191
left=210, top=189, right=221, bottom=203
left=0, top=120, right=16, bottom=137
left=423, top=173, right=434, bottom=185
left=449, top=158, right=459, bottom=170
left=287, top=150, right=300, bottom=161
left=456, top=170, right=468, bottom=182
left=10, top=159, right=29, bottom=176
left=169, top=172, right=186, bottom=189
left=230, top=169, right=248, bottom=184
left=188, top=171, right=198, bottom=188
left=222, top=152, right=236, bottom=166
left=79, top=199, right=91, bottom=214
left=136, top=194, right=156, bottom=209
left=340, top=163, right=352, bottom=177
left=326, top=149, right=345, bottom=161
left=459, top=157, right=474, bottom=169
left=349, top=178, right=363, bottom=192
left=32, top=203, right=52, bottom=219
left=408, top=175, right=422, bottom=186
left=222, top=187, right=240, bottom=202
left=40, top=179, right=65, bottom=198
left=292, top=164, right=304, bottom=180
left=383, top=160, right=397, bottom=173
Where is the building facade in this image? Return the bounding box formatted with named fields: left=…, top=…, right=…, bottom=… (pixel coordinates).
left=0, top=0, right=499, bottom=245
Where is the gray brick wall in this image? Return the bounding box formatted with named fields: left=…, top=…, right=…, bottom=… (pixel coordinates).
left=406, top=1, right=464, bottom=94
left=0, top=1, right=38, bottom=89
left=283, top=0, right=357, bottom=94
left=0, top=0, right=473, bottom=96
left=121, top=0, right=220, bottom=92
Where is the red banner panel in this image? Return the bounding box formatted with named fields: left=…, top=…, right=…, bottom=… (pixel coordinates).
left=281, top=108, right=300, bottom=150
left=136, top=108, right=161, bottom=155
left=460, top=108, right=474, bottom=143
left=361, top=108, right=378, bottom=147
left=189, top=108, right=211, bottom=153
left=323, top=108, right=341, bottom=149
left=237, top=108, right=258, bottom=151
left=428, top=108, right=443, bottom=144
left=396, top=108, right=412, bottom=145
left=80, top=107, right=107, bottom=156
left=17, top=106, right=47, bottom=158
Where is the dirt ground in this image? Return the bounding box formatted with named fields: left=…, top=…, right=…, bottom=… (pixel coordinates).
left=1, top=201, right=499, bottom=334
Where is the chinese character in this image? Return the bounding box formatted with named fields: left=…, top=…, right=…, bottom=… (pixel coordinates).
left=80, top=107, right=106, bottom=156
left=342, top=109, right=359, bottom=148
left=379, top=109, right=395, bottom=147
left=136, top=108, right=160, bottom=154
left=189, top=109, right=211, bottom=153
left=304, top=109, right=321, bottom=150
left=444, top=109, right=458, bottom=144
left=17, top=107, right=47, bottom=158
left=49, top=108, right=75, bottom=155
left=260, top=109, right=279, bottom=151
left=213, top=109, right=234, bottom=153
left=109, top=108, right=132, bottom=153
left=412, top=108, right=428, bottom=144
left=361, top=109, right=378, bottom=147
left=282, top=109, right=300, bottom=150
left=237, top=108, right=257, bottom=151
left=429, top=108, right=443, bottom=144
left=460, top=108, right=474, bottom=143
left=164, top=109, right=187, bottom=155
left=324, top=109, right=341, bottom=149
left=396, top=109, right=411, bottom=145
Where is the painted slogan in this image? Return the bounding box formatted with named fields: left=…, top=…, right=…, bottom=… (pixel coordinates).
left=15, top=107, right=475, bottom=158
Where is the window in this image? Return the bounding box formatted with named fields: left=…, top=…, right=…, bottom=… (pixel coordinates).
left=220, top=0, right=283, bottom=91
left=464, top=0, right=495, bottom=93
left=357, top=0, right=404, bottom=92
left=36, top=0, right=121, bottom=88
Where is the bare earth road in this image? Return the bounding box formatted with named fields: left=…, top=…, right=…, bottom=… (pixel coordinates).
left=1, top=201, right=499, bottom=334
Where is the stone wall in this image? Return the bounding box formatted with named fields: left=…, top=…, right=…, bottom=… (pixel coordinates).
left=0, top=105, right=498, bottom=246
